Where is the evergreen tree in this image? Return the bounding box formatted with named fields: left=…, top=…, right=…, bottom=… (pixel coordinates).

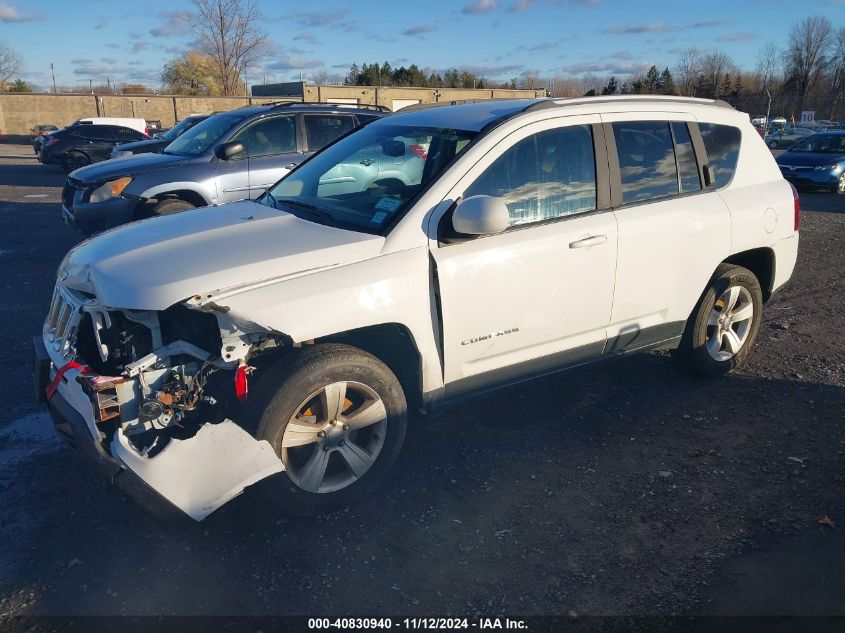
left=584, top=88, right=597, bottom=96
left=344, top=63, right=359, bottom=86
left=719, top=73, right=733, bottom=98
left=645, top=65, right=661, bottom=93
left=660, top=68, right=676, bottom=95
left=601, top=76, right=618, bottom=95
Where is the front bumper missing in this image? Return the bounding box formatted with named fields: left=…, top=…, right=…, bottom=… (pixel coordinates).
left=33, top=336, right=284, bottom=521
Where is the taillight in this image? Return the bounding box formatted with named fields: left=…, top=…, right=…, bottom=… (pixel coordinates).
left=235, top=363, right=249, bottom=402
left=790, top=182, right=800, bottom=231
left=144, top=127, right=150, bottom=136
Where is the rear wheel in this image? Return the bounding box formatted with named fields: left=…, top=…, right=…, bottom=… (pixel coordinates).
left=62, top=151, right=89, bottom=173
left=674, top=264, right=763, bottom=377
left=243, top=344, right=408, bottom=516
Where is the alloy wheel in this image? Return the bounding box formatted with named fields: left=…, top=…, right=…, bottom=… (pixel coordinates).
left=705, top=285, right=754, bottom=361
left=281, top=381, right=387, bottom=493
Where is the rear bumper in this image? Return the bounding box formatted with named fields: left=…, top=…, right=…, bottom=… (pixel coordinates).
left=33, top=336, right=187, bottom=522
left=771, top=233, right=799, bottom=294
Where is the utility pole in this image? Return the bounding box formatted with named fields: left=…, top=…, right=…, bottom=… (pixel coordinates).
left=50, top=63, right=57, bottom=93
left=89, top=77, right=93, bottom=94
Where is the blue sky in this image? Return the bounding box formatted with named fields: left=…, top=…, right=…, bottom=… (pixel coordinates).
left=1, top=0, right=842, bottom=90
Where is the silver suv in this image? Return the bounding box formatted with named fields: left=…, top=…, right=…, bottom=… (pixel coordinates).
left=60, top=102, right=388, bottom=234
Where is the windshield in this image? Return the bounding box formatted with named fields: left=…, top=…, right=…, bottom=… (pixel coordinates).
left=163, top=114, right=243, bottom=156
left=162, top=116, right=202, bottom=141
left=790, top=134, right=845, bottom=154
left=263, top=124, right=477, bottom=234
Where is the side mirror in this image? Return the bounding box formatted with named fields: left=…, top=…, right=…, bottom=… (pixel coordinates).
left=381, top=140, right=405, bottom=157
left=216, top=141, right=245, bottom=160
left=452, top=195, right=510, bottom=236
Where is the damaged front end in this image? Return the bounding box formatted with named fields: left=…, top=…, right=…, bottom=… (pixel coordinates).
left=39, top=283, right=284, bottom=521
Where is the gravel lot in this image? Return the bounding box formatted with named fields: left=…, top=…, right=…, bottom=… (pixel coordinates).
left=0, top=143, right=843, bottom=624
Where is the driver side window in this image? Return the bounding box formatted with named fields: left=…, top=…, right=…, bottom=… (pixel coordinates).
left=232, top=116, right=296, bottom=158
left=464, top=125, right=597, bottom=227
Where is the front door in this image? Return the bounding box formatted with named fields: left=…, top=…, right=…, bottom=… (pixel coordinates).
left=430, top=116, right=618, bottom=395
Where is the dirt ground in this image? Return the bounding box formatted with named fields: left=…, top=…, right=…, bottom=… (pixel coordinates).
left=0, top=144, right=843, bottom=626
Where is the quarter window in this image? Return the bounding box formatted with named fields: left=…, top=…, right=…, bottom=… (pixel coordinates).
left=613, top=122, right=678, bottom=204
left=464, top=125, right=597, bottom=227
left=671, top=122, right=701, bottom=193
left=698, top=123, right=741, bottom=188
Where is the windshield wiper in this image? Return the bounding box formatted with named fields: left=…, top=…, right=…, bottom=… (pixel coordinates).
left=277, top=198, right=334, bottom=224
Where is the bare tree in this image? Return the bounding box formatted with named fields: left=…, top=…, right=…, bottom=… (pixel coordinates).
left=192, top=0, right=268, bottom=96
left=785, top=15, right=833, bottom=106
left=675, top=48, right=701, bottom=96
left=0, top=41, right=23, bottom=91
left=755, top=42, right=782, bottom=94
left=699, top=50, right=735, bottom=98
left=829, top=26, right=845, bottom=116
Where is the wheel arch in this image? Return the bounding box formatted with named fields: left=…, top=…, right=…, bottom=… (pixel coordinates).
left=723, top=247, right=775, bottom=301
left=148, top=189, right=209, bottom=208
left=316, top=323, right=424, bottom=415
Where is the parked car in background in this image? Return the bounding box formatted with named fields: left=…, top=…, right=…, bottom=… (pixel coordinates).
left=775, top=130, right=845, bottom=194
left=72, top=117, right=149, bottom=135
left=110, top=114, right=210, bottom=159
left=32, top=127, right=60, bottom=154
left=35, top=96, right=799, bottom=521
left=769, top=116, right=787, bottom=128
left=764, top=126, right=815, bottom=149
left=61, top=102, right=388, bottom=234
left=750, top=114, right=767, bottom=127
left=39, top=124, right=149, bottom=172
left=145, top=119, right=163, bottom=134
left=30, top=124, right=58, bottom=145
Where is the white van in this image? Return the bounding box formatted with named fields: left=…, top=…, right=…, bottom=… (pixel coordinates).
left=74, top=117, right=148, bottom=135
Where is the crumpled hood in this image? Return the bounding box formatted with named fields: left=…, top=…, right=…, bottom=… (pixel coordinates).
left=776, top=151, right=845, bottom=167
left=70, top=151, right=192, bottom=183
left=60, top=200, right=385, bottom=310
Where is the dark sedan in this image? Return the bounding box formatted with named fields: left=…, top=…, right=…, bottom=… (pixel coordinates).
left=775, top=131, right=845, bottom=194
left=40, top=124, right=149, bottom=172
left=110, top=114, right=209, bottom=159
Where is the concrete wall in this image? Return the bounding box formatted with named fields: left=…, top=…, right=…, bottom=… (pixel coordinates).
left=0, top=85, right=545, bottom=138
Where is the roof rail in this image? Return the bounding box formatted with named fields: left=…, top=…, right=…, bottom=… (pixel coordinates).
left=400, top=98, right=534, bottom=114
left=263, top=101, right=390, bottom=112
left=523, top=95, right=734, bottom=112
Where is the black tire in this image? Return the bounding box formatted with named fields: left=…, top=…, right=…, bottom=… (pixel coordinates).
left=150, top=198, right=196, bottom=216
left=674, top=264, right=763, bottom=378
left=62, top=151, right=89, bottom=173
left=242, top=344, right=408, bottom=516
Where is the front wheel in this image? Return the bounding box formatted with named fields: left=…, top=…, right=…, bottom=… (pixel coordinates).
left=674, top=264, right=763, bottom=377
left=243, top=344, right=408, bottom=516
left=836, top=172, right=845, bottom=195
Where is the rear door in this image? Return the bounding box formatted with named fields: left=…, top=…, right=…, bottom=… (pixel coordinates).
left=85, top=126, right=119, bottom=161
left=602, top=115, right=732, bottom=349
left=302, top=113, right=357, bottom=157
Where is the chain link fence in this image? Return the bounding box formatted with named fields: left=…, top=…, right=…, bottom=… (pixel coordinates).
left=724, top=94, right=843, bottom=123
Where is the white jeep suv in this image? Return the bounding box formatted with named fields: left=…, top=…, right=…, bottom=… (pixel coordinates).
left=35, top=96, right=799, bottom=521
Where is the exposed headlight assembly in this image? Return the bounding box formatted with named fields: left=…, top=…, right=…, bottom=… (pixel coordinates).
left=89, top=177, right=133, bottom=203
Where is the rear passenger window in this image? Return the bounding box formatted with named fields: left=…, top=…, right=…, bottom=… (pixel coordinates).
left=464, top=125, right=596, bottom=227
left=613, top=122, right=678, bottom=204
left=304, top=115, right=356, bottom=151
left=671, top=122, right=701, bottom=193
left=698, top=123, right=741, bottom=188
